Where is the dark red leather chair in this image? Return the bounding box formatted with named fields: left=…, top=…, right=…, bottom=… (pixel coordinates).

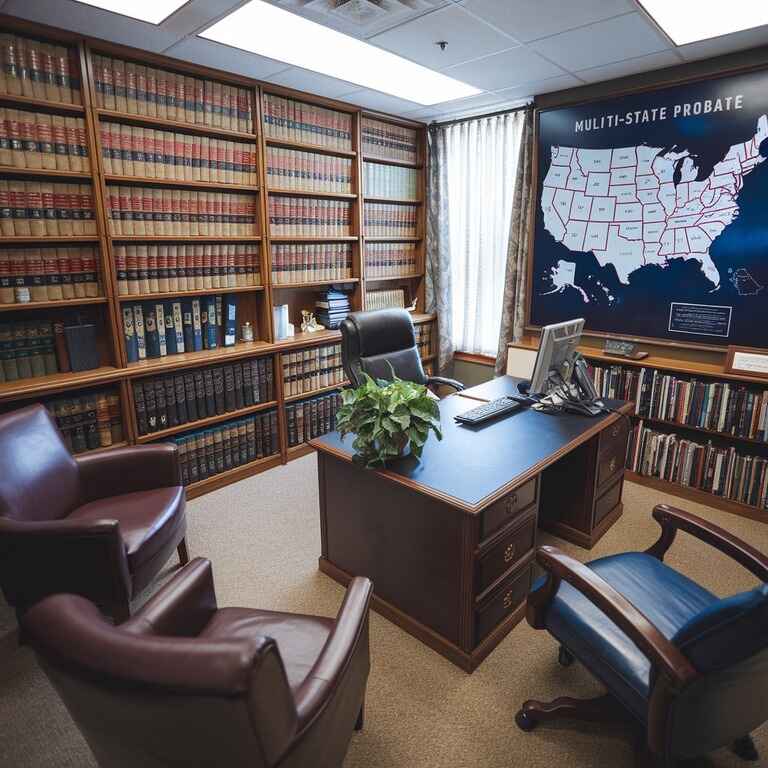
left=22, top=558, right=373, bottom=768
left=0, top=403, right=188, bottom=621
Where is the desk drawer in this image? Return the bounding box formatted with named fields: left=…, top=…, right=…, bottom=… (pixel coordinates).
left=481, top=477, right=537, bottom=540
left=475, top=562, right=532, bottom=646
left=594, top=475, right=623, bottom=527
left=597, top=422, right=629, bottom=488
left=476, top=511, right=536, bottom=596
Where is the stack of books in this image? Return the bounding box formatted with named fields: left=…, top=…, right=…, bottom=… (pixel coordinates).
left=0, top=182, right=96, bottom=237
left=364, top=202, right=418, bottom=237
left=364, top=242, right=417, bottom=278
left=47, top=389, right=123, bottom=453
left=414, top=322, right=433, bottom=358
left=270, top=242, right=352, bottom=284
left=281, top=342, right=343, bottom=396
left=363, top=162, right=418, bottom=200
left=121, top=294, right=240, bottom=363
left=267, top=196, right=351, bottom=237
left=266, top=147, right=352, bottom=194
left=361, top=117, right=418, bottom=165
left=0, top=109, right=89, bottom=172
left=0, top=319, right=83, bottom=381
left=285, top=390, right=342, bottom=447
left=315, top=288, right=350, bottom=330
left=365, top=288, right=406, bottom=311
left=262, top=94, right=352, bottom=151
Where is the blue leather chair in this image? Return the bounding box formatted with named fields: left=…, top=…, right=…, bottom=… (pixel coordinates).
left=517, top=504, right=768, bottom=766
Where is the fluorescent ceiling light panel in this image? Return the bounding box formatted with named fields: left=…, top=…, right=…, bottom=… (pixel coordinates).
left=639, top=1, right=768, bottom=45
left=200, top=0, right=481, bottom=105
left=73, top=0, right=188, bottom=25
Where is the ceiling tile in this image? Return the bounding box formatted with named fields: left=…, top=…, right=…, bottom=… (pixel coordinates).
left=444, top=46, right=564, bottom=90
left=576, top=50, right=683, bottom=83
left=265, top=67, right=362, bottom=99
left=402, top=105, right=446, bottom=120
left=369, top=5, right=516, bottom=69
left=460, top=0, right=635, bottom=43
left=159, top=0, right=246, bottom=38
left=164, top=37, right=288, bottom=80
left=339, top=89, right=423, bottom=116
left=530, top=12, right=670, bottom=72
left=428, top=89, right=517, bottom=113
left=677, top=24, right=768, bottom=62
left=493, top=73, right=584, bottom=99
left=3, top=0, right=179, bottom=52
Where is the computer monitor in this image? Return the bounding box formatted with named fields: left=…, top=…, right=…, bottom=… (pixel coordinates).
left=529, top=318, right=585, bottom=397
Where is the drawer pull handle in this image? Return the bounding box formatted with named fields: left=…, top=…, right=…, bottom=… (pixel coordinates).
left=609, top=457, right=617, bottom=474
left=503, top=590, right=515, bottom=609
left=505, top=494, right=518, bottom=515
left=504, top=543, right=516, bottom=563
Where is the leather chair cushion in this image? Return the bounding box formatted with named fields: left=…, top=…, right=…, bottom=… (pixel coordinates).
left=68, top=487, right=185, bottom=571
left=541, top=552, right=718, bottom=721
left=351, top=308, right=415, bottom=357
left=361, top=347, right=425, bottom=385
left=201, top=608, right=333, bottom=691
left=673, top=584, right=768, bottom=673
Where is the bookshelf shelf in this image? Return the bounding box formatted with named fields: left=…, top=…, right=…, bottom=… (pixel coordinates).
left=0, top=366, right=123, bottom=403
left=95, top=109, right=258, bottom=142
left=134, top=400, right=279, bottom=444
left=635, top=415, right=768, bottom=448
left=364, top=196, right=421, bottom=205
left=265, top=136, right=357, bottom=158
left=0, top=166, right=92, bottom=180
left=269, top=236, right=357, bottom=243
left=79, top=440, right=129, bottom=456
left=365, top=273, right=422, bottom=282
left=267, top=188, right=357, bottom=200
left=411, top=313, right=436, bottom=324
left=103, top=174, right=259, bottom=192
left=362, top=154, right=422, bottom=169
left=186, top=453, right=283, bottom=500
left=0, top=94, right=85, bottom=114
left=273, top=329, right=341, bottom=350
left=286, top=442, right=316, bottom=460
left=364, top=236, right=421, bottom=243
left=284, top=381, right=347, bottom=403
left=1, top=236, right=100, bottom=244
left=110, top=235, right=262, bottom=243
left=125, top=341, right=273, bottom=377
left=272, top=278, right=359, bottom=289
left=0, top=297, right=108, bottom=313
left=117, top=286, right=263, bottom=302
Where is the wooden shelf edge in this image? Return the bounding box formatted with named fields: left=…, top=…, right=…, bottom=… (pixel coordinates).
left=363, top=196, right=421, bottom=205
left=134, top=400, right=279, bottom=443
left=269, top=236, right=357, bottom=242
left=365, top=273, right=423, bottom=282
left=284, top=381, right=346, bottom=403
left=110, top=235, right=262, bottom=243
left=0, top=366, right=124, bottom=402
left=0, top=236, right=99, bottom=244
left=0, top=94, right=84, bottom=113
left=271, top=278, right=359, bottom=289
left=265, top=136, right=356, bottom=158
left=364, top=237, right=421, bottom=242
left=266, top=187, right=356, bottom=200
left=186, top=453, right=282, bottom=500
left=362, top=154, right=422, bottom=169
left=411, top=313, right=436, bottom=324
left=287, top=443, right=316, bottom=460
left=0, top=165, right=92, bottom=179
left=117, top=285, right=263, bottom=301
left=0, top=297, right=108, bottom=312
left=631, top=413, right=768, bottom=448
left=103, top=174, right=259, bottom=192
left=95, top=109, right=258, bottom=142
left=625, top=471, right=767, bottom=524
left=125, top=341, right=274, bottom=377
left=273, top=329, right=341, bottom=350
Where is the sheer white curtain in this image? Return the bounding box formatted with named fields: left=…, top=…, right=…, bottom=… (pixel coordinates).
left=442, top=112, right=525, bottom=356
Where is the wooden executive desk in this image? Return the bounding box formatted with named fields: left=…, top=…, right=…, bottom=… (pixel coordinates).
left=310, top=376, right=632, bottom=672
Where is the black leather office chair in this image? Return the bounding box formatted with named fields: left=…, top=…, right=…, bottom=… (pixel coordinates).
left=340, top=309, right=463, bottom=392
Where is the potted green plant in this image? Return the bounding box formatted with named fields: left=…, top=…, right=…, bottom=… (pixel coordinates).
left=335, top=371, right=442, bottom=469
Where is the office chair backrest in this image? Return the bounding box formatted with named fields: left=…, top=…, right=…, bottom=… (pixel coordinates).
left=0, top=404, right=80, bottom=522
left=666, top=584, right=768, bottom=760
left=341, top=308, right=427, bottom=388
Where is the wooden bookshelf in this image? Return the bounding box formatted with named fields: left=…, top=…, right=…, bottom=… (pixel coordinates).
left=0, top=13, right=428, bottom=498
left=284, top=381, right=347, bottom=403
left=363, top=195, right=421, bottom=204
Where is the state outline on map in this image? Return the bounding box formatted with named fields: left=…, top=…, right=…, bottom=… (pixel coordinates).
left=540, top=115, right=768, bottom=295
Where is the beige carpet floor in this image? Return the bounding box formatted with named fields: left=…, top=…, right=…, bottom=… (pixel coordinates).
left=1, top=453, right=767, bottom=767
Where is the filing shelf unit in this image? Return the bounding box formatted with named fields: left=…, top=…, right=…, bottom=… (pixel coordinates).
left=0, top=14, right=436, bottom=499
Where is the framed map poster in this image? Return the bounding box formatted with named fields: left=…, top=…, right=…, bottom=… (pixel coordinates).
left=528, top=66, right=768, bottom=348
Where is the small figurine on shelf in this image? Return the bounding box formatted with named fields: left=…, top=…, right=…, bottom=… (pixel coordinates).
left=406, top=297, right=418, bottom=313
left=301, top=310, right=325, bottom=333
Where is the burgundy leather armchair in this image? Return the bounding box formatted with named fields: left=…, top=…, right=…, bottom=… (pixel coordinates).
left=22, top=558, right=373, bottom=768
left=0, top=403, right=188, bottom=622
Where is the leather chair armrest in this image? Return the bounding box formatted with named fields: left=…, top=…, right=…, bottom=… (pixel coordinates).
left=123, top=558, right=217, bottom=638
left=427, top=376, right=465, bottom=391
left=294, top=576, right=373, bottom=728
left=647, top=504, right=768, bottom=581
left=76, top=444, right=180, bottom=502
left=528, top=545, right=697, bottom=688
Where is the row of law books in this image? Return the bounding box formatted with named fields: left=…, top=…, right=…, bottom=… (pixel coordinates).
left=265, top=146, right=352, bottom=194
left=414, top=322, right=434, bottom=358
left=270, top=243, right=352, bottom=285
left=0, top=34, right=81, bottom=104
left=0, top=181, right=96, bottom=236
left=315, top=288, right=350, bottom=331
left=361, top=117, right=418, bottom=165
left=262, top=93, right=352, bottom=151
left=590, top=364, right=768, bottom=443
left=281, top=342, right=344, bottom=397
left=0, top=109, right=88, bottom=172
left=46, top=389, right=123, bottom=454
left=0, top=246, right=100, bottom=303
left=286, top=390, right=342, bottom=447
left=366, top=288, right=405, bottom=311
left=115, top=243, right=260, bottom=296
left=92, top=54, right=254, bottom=133
left=106, top=187, right=258, bottom=237
left=133, top=356, right=274, bottom=436
left=364, top=202, right=418, bottom=238
left=100, top=122, right=257, bottom=185
left=170, top=410, right=280, bottom=487
left=267, top=196, right=351, bottom=237
left=122, top=294, right=239, bottom=363
left=628, top=421, right=768, bottom=510
left=363, top=162, right=418, bottom=200
left=364, top=243, right=417, bottom=278
left=0, top=320, right=71, bottom=382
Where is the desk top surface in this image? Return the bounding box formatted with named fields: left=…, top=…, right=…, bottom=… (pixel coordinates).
left=311, top=375, right=629, bottom=513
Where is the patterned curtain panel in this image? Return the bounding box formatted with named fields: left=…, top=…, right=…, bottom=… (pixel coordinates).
left=426, top=110, right=528, bottom=363
left=496, top=109, right=534, bottom=375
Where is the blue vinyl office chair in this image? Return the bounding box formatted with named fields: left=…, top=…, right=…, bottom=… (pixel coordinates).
left=517, top=504, right=768, bottom=766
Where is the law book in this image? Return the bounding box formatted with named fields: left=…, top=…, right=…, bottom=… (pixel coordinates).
left=204, top=296, right=218, bottom=350
left=213, top=366, right=226, bottom=414
left=191, top=298, right=203, bottom=352
left=52, top=319, right=70, bottom=372
left=184, top=372, right=198, bottom=422
left=122, top=305, right=138, bottom=363
left=233, top=363, right=244, bottom=410
left=144, top=306, right=160, bottom=359
left=223, top=294, right=237, bottom=347
left=242, top=361, right=254, bottom=406
left=203, top=367, right=216, bottom=415
left=223, top=365, right=236, bottom=412
left=164, top=376, right=178, bottom=428
left=193, top=370, right=206, bottom=418
left=144, top=378, right=158, bottom=432
left=181, top=300, right=194, bottom=353
left=133, top=304, right=146, bottom=360
left=174, top=374, right=188, bottom=424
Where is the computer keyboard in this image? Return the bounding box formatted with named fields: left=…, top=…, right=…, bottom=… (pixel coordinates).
left=454, top=397, right=523, bottom=426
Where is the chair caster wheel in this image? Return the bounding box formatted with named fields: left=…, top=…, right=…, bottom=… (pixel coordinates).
left=732, top=736, right=759, bottom=762
left=515, top=709, right=537, bottom=732
left=558, top=646, right=574, bottom=667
